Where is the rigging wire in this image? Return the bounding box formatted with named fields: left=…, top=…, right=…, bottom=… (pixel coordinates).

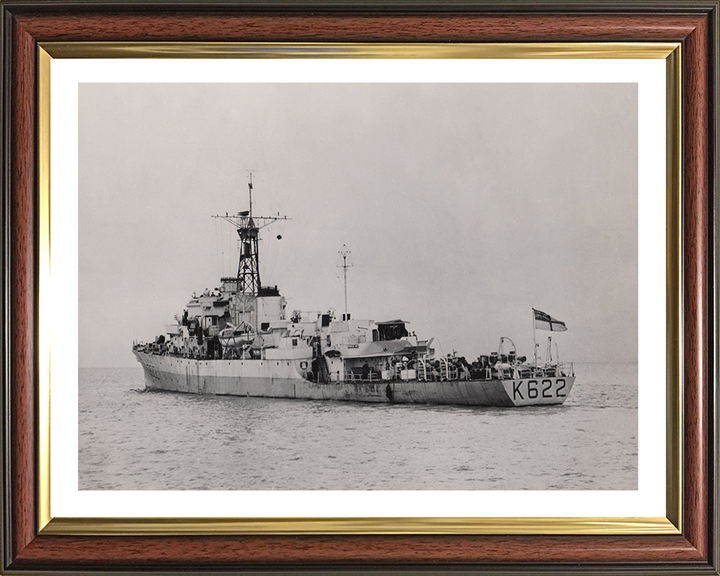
left=219, top=216, right=225, bottom=277
left=264, top=218, right=286, bottom=285
left=215, top=217, right=221, bottom=280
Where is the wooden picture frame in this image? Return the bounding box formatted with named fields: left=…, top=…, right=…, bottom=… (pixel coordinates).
left=1, top=1, right=717, bottom=573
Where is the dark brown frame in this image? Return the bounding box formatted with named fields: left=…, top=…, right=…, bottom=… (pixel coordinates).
left=1, top=1, right=718, bottom=573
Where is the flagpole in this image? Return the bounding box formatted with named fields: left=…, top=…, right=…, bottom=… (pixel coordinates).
left=532, top=308, right=537, bottom=370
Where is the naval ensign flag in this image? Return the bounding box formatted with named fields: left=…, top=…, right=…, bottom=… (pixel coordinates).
left=533, top=308, right=568, bottom=332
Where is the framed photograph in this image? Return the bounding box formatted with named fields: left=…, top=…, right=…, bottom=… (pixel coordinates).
left=1, top=1, right=717, bottom=573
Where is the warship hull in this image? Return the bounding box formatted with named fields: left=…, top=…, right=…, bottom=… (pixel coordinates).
left=134, top=351, right=574, bottom=407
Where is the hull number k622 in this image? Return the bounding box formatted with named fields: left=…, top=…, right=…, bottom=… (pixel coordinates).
left=511, top=378, right=568, bottom=401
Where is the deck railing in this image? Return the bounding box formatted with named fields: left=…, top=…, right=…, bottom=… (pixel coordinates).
left=345, top=371, right=381, bottom=383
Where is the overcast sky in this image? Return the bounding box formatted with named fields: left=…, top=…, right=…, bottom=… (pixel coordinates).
left=79, top=82, right=637, bottom=368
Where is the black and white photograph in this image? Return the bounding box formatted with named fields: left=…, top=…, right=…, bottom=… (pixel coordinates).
left=78, top=81, right=638, bottom=491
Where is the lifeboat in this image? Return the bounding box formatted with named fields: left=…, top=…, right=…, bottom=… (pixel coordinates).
left=218, top=322, right=255, bottom=349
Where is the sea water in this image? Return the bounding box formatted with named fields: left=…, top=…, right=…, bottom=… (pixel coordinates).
left=79, top=363, right=637, bottom=490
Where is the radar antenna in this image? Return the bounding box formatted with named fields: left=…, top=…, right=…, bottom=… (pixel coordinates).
left=212, top=177, right=290, bottom=296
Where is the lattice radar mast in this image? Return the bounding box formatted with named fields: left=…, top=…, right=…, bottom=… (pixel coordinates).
left=212, top=176, right=290, bottom=295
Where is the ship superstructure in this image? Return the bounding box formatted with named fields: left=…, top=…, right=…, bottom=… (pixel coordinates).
left=133, top=180, right=575, bottom=407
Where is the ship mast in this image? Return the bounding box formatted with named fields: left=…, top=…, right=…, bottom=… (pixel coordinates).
left=338, top=244, right=353, bottom=320
left=212, top=176, right=289, bottom=296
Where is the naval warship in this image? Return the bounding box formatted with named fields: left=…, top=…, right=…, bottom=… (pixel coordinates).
left=133, top=181, right=575, bottom=407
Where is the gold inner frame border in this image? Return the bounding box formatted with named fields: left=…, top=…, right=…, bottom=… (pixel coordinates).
left=36, top=41, right=682, bottom=536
